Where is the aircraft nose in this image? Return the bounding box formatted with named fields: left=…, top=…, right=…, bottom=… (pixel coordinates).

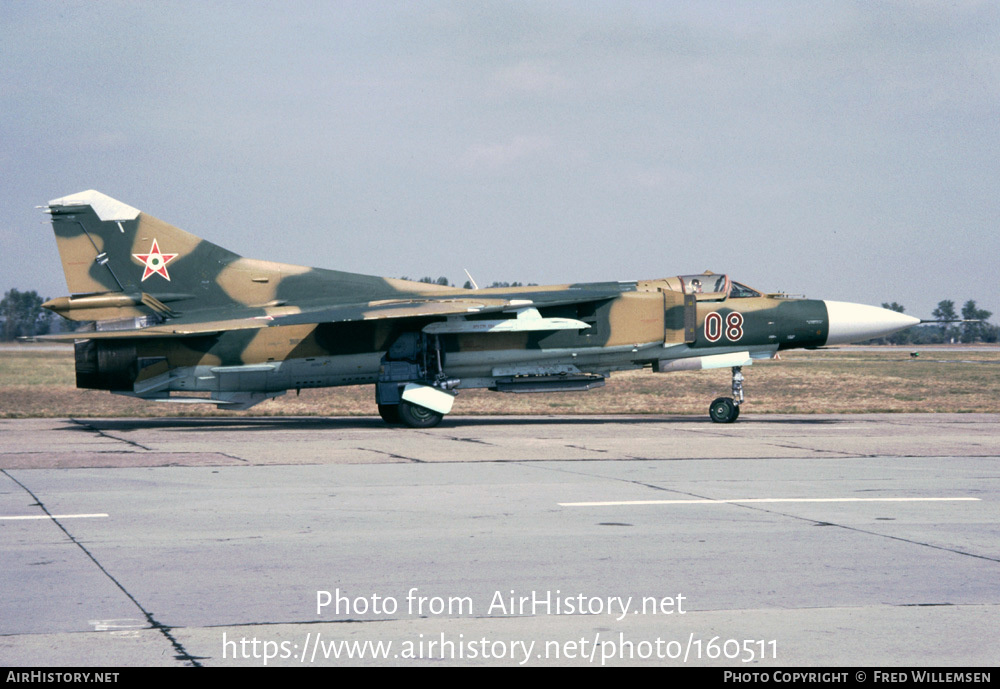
left=823, top=301, right=921, bottom=345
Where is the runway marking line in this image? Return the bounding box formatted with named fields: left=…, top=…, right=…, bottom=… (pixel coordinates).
left=0, top=513, right=109, bottom=521
left=558, top=497, right=980, bottom=507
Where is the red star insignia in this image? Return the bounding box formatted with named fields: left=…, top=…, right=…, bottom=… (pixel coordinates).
left=132, top=239, right=178, bottom=281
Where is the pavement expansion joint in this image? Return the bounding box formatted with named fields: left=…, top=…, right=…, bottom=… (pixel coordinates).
left=69, top=418, right=154, bottom=451
left=727, top=501, right=1000, bottom=564
left=0, top=468, right=203, bottom=666
left=418, top=432, right=496, bottom=446
left=762, top=441, right=873, bottom=457
left=356, top=447, right=426, bottom=463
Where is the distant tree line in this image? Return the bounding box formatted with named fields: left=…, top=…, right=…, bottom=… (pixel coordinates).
left=0, top=289, right=57, bottom=341
left=401, top=277, right=538, bottom=289
left=872, top=300, right=998, bottom=344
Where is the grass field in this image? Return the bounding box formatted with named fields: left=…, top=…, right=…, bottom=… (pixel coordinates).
left=1, top=344, right=998, bottom=418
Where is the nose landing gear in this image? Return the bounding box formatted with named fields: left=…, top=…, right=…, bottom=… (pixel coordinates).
left=709, top=366, right=744, bottom=423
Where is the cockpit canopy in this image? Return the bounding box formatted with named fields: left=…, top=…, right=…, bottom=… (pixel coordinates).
left=679, top=273, right=728, bottom=296
left=677, top=274, right=762, bottom=300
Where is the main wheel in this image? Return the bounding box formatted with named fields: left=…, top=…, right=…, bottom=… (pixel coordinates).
left=378, top=404, right=401, bottom=425
left=709, top=397, right=739, bottom=424
left=398, top=400, right=444, bottom=428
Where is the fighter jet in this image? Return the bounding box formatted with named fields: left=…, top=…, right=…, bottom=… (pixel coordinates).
left=40, top=190, right=919, bottom=427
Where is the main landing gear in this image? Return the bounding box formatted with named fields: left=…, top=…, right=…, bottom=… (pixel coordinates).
left=709, top=366, right=744, bottom=424
left=376, top=332, right=454, bottom=429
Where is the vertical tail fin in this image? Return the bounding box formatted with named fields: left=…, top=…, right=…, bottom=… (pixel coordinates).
left=46, top=190, right=240, bottom=298
left=44, top=190, right=380, bottom=323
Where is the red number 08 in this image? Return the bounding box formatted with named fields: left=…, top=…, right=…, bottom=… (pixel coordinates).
left=704, top=311, right=744, bottom=342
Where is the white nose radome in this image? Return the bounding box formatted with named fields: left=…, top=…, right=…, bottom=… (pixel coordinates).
left=823, top=301, right=920, bottom=345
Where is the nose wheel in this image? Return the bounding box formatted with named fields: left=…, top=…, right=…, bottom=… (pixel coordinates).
left=709, top=366, right=744, bottom=423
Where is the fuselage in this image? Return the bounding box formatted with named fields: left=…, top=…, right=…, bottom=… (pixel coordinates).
left=74, top=275, right=906, bottom=400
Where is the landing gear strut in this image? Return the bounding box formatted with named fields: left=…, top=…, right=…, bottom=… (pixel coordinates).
left=709, top=366, right=744, bottom=423
left=376, top=332, right=455, bottom=428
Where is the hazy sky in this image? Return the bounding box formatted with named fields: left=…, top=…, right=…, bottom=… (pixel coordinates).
left=2, top=1, right=998, bottom=319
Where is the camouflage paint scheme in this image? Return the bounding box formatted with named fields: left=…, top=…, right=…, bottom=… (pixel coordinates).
left=40, top=191, right=915, bottom=425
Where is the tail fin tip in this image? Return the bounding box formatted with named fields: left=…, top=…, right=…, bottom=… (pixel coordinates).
left=48, top=190, right=140, bottom=222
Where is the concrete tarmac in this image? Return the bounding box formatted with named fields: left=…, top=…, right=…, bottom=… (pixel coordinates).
left=0, top=414, right=997, bottom=667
